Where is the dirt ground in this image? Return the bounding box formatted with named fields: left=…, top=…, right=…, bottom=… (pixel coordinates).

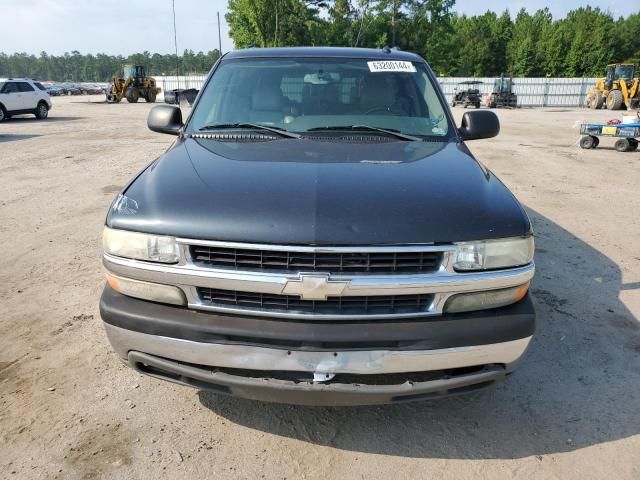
left=1, top=95, right=639, bottom=479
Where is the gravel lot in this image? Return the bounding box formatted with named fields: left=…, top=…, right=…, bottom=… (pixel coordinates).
left=1, top=96, right=639, bottom=479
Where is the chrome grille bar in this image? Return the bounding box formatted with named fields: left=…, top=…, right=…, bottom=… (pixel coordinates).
left=103, top=238, right=535, bottom=320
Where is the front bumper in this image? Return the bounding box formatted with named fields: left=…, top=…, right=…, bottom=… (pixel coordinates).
left=100, top=285, right=535, bottom=405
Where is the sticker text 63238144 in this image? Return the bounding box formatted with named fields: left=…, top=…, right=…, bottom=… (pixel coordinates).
left=367, top=61, right=416, bottom=73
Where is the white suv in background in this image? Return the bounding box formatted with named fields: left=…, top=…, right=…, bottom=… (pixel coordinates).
left=0, top=78, right=52, bottom=122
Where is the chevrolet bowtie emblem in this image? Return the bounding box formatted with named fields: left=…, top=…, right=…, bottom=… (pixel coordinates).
left=282, top=274, right=349, bottom=300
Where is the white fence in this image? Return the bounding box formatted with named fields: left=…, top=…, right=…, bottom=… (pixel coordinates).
left=156, top=74, right=597, bottom=108
left=156, top=75, right=207, bottom=93
left=439, top=77, right=597, bottom=107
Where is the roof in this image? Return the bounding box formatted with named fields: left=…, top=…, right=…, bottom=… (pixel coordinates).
left=224, top=47, right=425, bottom=63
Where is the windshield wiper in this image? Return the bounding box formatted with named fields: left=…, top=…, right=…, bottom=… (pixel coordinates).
left=199, top=123, right=300, bottom=139
left=306, top=125, right=422, bottom=141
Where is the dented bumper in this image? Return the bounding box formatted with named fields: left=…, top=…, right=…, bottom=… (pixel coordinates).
left=100, top=285, right=534, bottom=405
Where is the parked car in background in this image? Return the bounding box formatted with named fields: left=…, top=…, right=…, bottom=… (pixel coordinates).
left=61, top=83, right=82, bottom=95
left=0, top=78, right=52, bottom=121
left=45, top=84, right=65, bottom=96
left=80, top=83, right=106, bottom=95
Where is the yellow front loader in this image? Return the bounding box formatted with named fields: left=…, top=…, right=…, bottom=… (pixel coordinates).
left=106, top=65, right=161, bottom=103
left=585, top=63, right=640, bottom=110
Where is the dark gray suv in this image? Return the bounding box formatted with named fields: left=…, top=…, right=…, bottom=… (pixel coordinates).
left=99, top=47, right=535, bottom=405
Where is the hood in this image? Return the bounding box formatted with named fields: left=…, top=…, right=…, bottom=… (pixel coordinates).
left=108, top=137, right=530, bottom=244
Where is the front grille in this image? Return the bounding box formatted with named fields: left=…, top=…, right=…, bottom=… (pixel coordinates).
left=190, top=246, right=442, bottom=274
left=197, top=287, right=434, bottom=316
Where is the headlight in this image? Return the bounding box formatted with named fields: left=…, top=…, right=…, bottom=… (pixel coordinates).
left=106, top=272, right=186, bottom=305
left=444, top=283, right=530, bottom=313
left=453, top=236, right=534, bottom=271
left=103, top=227, right=179, bottom=263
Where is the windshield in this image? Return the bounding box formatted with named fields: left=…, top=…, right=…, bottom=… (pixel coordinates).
left=615, top=65, right=635, bottom=80
left=123, top=66, right=137, bottom=79
left=189, top=58, right=450, bottom=138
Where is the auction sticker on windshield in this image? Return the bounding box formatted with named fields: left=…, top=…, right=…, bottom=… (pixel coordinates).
left=367, top=61, right=416, bottom=73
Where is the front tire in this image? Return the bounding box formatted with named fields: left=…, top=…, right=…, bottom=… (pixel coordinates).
left=579, top=136, right=595, bottom=149
left=126, top=88, right=139, bottom=103
left=35, top=102, right=49, bottom=119
left=0, top=105, right=6, bottom=122
left=606, top=90, right=624, bottom=110
left=586, top=90, right=604, bottom=109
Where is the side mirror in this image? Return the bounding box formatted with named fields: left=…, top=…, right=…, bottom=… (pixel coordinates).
left=147, top=105, right=183, bottom=135
left=458, top=110, right=500, bottom=141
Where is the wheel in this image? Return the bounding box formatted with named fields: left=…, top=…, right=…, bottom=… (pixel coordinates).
left=126, top=88, right=139, bottom=103
left=593, top=91, right=604, bottom=109
left=145, top=89, right=157, bottom=103
left=35, top=102, right=49, bottom=119
left=0, top=105, right=6, bottom=122
left=592, top=137, right=599, bottom=148
left=628, top=139, right=638, bottom=151
left=586, top=90, right=604, bottom=109
left=606, top=90, right=624, bottom=110
left=614, top=138, right=631, bottom=152
left=579, top=136, right=595, bottom=149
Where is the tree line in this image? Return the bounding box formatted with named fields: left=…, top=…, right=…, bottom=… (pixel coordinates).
left=0, top=50, right=221, bottom=83
left=1, top=2, right=639, bottom=81
left=226, top=1, right=640, bottom=77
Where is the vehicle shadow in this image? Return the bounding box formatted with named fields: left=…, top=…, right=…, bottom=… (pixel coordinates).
left=0, top=134, right=42, bottom=143
left=198, top=207, right=640, bottom=459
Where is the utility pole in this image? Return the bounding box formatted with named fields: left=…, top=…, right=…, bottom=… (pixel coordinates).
left=172, top=0, right=180, bottom=89
left=274, top=1, right=279, bottom=47
left=391, top=0, right=397, bottom=47
left=217, top=11, right=222, bottom=55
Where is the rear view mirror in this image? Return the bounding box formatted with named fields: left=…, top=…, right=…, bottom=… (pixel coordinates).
left=458, top=110, right=500, bottom=141
left=147, top=105, right=183, bottom=135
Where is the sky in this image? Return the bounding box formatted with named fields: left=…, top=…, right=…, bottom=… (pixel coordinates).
left=0, top=0, right=637, bottom=56
left=453, top=0, right=635, bottom=18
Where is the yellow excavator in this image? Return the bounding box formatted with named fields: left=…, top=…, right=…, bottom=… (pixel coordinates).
left=106, top=65, right=161, bottom=103
left=585, top=63, right=640, bottom=110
